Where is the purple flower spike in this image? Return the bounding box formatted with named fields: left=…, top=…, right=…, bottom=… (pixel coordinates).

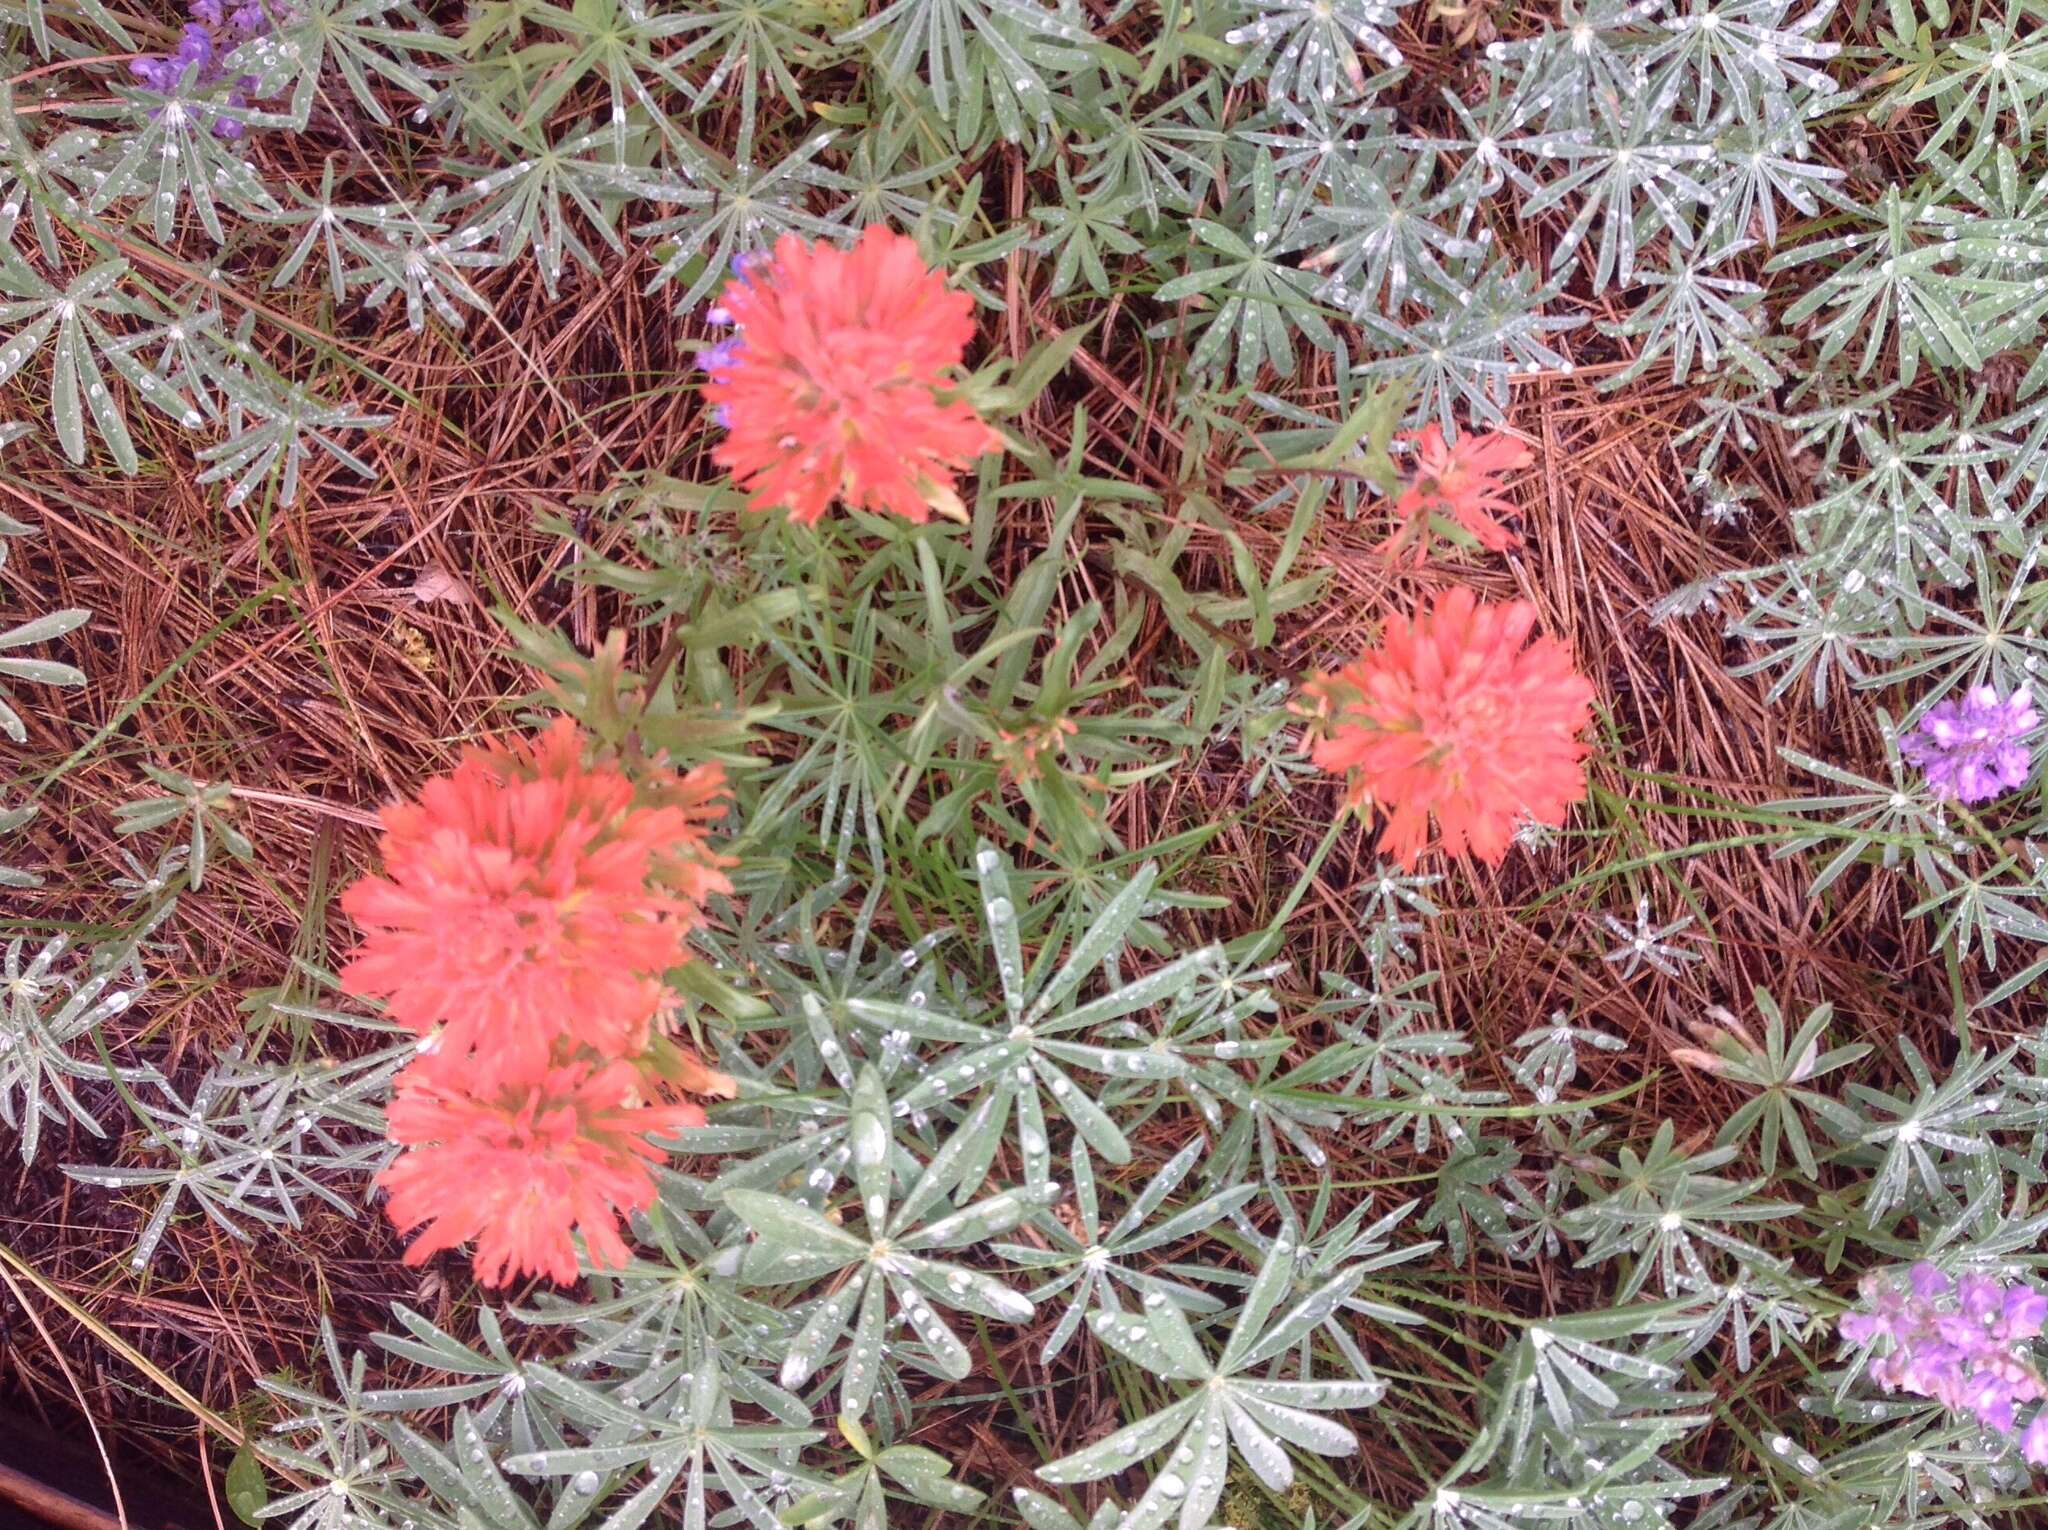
left=1844, top=1264, right=2048, bottom=1464
left=130, top=0, right=276, bottom=128
left=1900, top=685, right=2039, bottom=804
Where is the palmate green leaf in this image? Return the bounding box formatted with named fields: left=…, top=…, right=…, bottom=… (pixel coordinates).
left=442, top=120, right=633, bottom=300
left=1599, top=240, right=1781, bottom=389
left=80, top=87, right=282, bottom=243
left=1519, top=79, right=1716, bottom=292
left=504, top=1360, right=821, bottom=1530
left=228, top=0, right=453, bottom=130
left=632, top=129, right=840, bottom=310
left=727, top=1188, right=866, bottom=1283
left=1357, top=256, right=1581, bottom=432
left=725, top=1069, right=1040, bottom=1417
left=1153, top=154, right=1335, bottom=382
left=1677, top=988, right=1869, bottom=1179
left=995, top=1138, right=1247, bottom=1361
left=0, top=254, right=200, bottom=473
left=835, top=0, right=1101, bottom=146
left=2, top=937, right=153, bottom=1165
left=1030, top=168, right=1145, bottom=298
left=841, top=846, right=1220, bottom=1187
left=1767, top=187, right=2032, bottom=387
left=1224, top=0, right=1404, bottom=103
left=1071, top=78, right=1223, bottom=222
left=191, top=369, right=390, bottom=510
left=784, top=1418, right=986, bottom=1528
left=113, top=766, right=253, bottom=890
left=1039, top=1241, right=1379, bottom=1530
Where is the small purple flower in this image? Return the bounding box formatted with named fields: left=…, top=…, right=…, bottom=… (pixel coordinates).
left=2009, top=1286, right=2048, bottom=1340
left=2027, top=1411, right=2048, bottom=1466
left=1900, top=685, right=2039, bottom=804
left=1911, top=1261, right=1952, bottom=1300
left=700, top=338, right=744, bottom=377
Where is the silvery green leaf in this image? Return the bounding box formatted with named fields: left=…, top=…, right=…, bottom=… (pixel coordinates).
left=1232, top=1268, right=1366, bottom=1373
left=1087, top=1301, right=1209, bottom=1382
left=1243, top=1377, right=1387, bottom=1411
left=1110, top=1137, right=1209, bottom=1239
left=784, top=1275, right=866, bottom=1390
left=1055, top=947, right=1222, bottom=1032
left=903, top=1183, right=1047, bottom=1249
left=894, top=1040, right=1028, bottom=1113
left=1012, top=1487, right=1087, bottom=1530
left=894, top=1283, right=972, bottom=1379
left=1026, top=862, right=1158, bottom=1023
left=902, top=1256, right=1035, bottom=1321
left=726, top=1191, right=863, bottom=1283
left=1220, top=1396, right=1292, bottom=1490
left=1037, top=1393, right=1204, bottom=1483
left=875, top=1445, right=985, bottom=1511
left=1216, top=1238, right=1300, bottom=1374
left=1229, top=1390, right=1359, bottom=1456
left=800, top=993, right=860, bottom=1090
left=895, top=1092, right=1005, bottom=1227
left=841, top=995, right=987, bottom=1045
left=839, top=1276, right=889, bottom=1416
left=0, top=606, right=90, bottom=651
left=1032, top=1058, right=1133, bottom=1161
left=1121, top=1181, right=1259, bottom=1254
left=1166, top=1401, right=1231, bottom=1530
left=973, top=843, right=1029, bottom=1015
left=1036, top=1040, right=1183, bottom=1079
left=847, top=1066, right=892, bottom=1225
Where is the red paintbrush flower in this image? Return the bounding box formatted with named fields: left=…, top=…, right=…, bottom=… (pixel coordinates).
left=1302, top=586, right=1594, bottom=866
left=339, top=719, right=732, bottom=1091
left=379, top=1058, right=706, bottom=1287
left=1383, top=424, right=1533, bottom=563
left=702, top=226, right=1000, bottom=526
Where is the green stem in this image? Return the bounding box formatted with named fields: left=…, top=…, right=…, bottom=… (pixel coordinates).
left=1257, top=814, right=1351, bottom=949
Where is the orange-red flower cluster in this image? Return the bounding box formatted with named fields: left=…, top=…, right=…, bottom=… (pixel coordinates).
left=701, top=226, right=1000, bottom=526
left=1302, top=587, right=1594, bottom=867
left=342, top=719, right=735, bottom=1286
left=1382, top=424, right=1533, bottom=563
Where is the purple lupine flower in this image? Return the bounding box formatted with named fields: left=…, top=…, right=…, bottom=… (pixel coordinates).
left=1900, top=685, right=2039, bottom=803
left=128, top=0, right=278, bottom=138
left=1842, top=1263, right=2048, bottom=1460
